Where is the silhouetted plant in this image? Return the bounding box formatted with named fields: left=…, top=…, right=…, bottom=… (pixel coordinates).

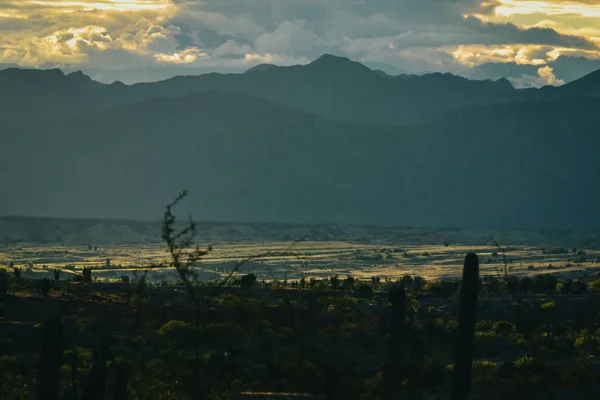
left=381, top=284, right=410, bottom=397
left=342, top=275, right=355, bottom=290
left=240, top=273, right=257, bottom=289
left=329, top=275, right=340, bottom=290
left=53, top=269, right=60, bottom=281
left=40, top=278, right=51, bottom=296
left=114, top=361, right=128, bottom=400
left=353, top=284, right=373, bottom=299
left=451, top=253, right=480, bottom=400
left=82, top=268, right=92, bottom=283
left=38, top=317, right=63, bottom=400
left=13, top=267, right=22, bottom=279
left=0, top=268, right=8, bottom=298
left=81, top=340, right=110, bottom=400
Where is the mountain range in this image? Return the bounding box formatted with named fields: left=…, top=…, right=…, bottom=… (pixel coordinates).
left=2, top=54, right=600, bottom=229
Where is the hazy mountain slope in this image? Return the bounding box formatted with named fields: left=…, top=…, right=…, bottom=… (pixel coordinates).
left=124, top=54, right=516, bottom=126
left=0, top=55, right=515, bottom=126
left=0, top=69, right=111, bottom=122
left=3, top=91, right=599, bottom=229
left=4, top=54, right=600, bottom=128
left=517, top=68, right=600, bottom=101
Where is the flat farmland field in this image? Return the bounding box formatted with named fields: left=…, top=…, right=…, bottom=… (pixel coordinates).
left=2, top=240, right=600, bottom=283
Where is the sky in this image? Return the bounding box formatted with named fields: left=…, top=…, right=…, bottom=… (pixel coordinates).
left=1, top=0, right=600, bottom=86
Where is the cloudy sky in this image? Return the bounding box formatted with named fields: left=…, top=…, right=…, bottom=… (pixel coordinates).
left=2, top=0, right=600, bottom=86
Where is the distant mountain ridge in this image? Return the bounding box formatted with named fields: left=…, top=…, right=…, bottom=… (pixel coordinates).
left=2, top=54, right=600, bottom=229
left=3, top=89, right=600, bottom=229
left=3, top=54, right=600, bottom=128
left=0, top=54, right=517, bottom=126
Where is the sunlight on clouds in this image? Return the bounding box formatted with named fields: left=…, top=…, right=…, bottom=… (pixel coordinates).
left=495, top=0, right=600, bottom=18
left=450, top=44, right=552, bottom=67
left=509, top=65, right=564, bottom=87
left=538, top=65, right=563, bottom=84
left=2, top=0, right=600, bottom=77
left=29, top=0, right=169, bottom=12
left=155, top=48, right=206, bottom=64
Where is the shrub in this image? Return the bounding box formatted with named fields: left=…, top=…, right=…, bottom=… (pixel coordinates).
left=158, top=320, right=192, bottom=342
left=541, top=301, right=556, bottom=310
left=571, top=279, right=588, bottom=293
left=82, top=267, right=92, bottom=283
left=426, top=278, right=459, bottom=298
left=121, top=275, right=130, bottom=283
left=354, top=284, right=374, bottom=299
left=473, top=360, right=496, bottom=370
left=589, top=280, right=600, bottom=293
left=329, top=275, right=340, bottom=290
left=0, top=269, right=9, bottom=298
left=40, top=278, right=51, bottom=296
left=492, top=321, right=516, bottom=336
left=240, top=273, right=257, bottom=289
left=299, top=277, right=306, bottom=288
left=515, top=355, right=534, bottom=368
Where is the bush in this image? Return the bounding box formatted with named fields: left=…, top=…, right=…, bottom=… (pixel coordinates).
left=240, top=273, right=257, bottom=289
left=40, top=278, right=51, bottom=296
left=329, top=275, right=340, bottom=290
left=158, top=320, right=193, bottom=343
left=589, top=280, right=600, bottom=293
left=541, top=301, right=556, bottom=310
left=425, top=278, right=458, bottom=298
left=121, top=275, right=130, bottom=283
left=515, top=355, right=534, bottom=368
left=0, top=269, right=9, bottom=298
left=82, top=267, right=92, bottom=283
left=492, top=321, right=516, bottom=336
left=353, top=284, right=374, bottom=299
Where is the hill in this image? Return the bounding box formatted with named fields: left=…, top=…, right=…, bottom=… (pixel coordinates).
left=4, top=54, right=600, bottom=128
left=3, top=91, right=600, bottom=229
left=0, top=54, right=516, bottom=126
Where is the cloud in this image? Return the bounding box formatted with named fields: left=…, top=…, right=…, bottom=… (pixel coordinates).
left=508, top=65, right=564, bottom=87
left=1, top=0, right=600, bottom=81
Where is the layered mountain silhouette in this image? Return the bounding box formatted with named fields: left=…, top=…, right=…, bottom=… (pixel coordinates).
left=2, top=54, right=600, bottom=229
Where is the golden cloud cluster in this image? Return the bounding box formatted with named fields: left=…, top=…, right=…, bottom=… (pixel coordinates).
left=0, top=0, right=187, bottom=66
left=1, top=0, right=600, bottom=78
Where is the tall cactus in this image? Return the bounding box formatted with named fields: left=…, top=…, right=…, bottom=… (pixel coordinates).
left=382, top=284, right=410, bottom=398
left=451, top=253, right=480, bottom=400
left=81, top=338, right=111, bottom=400
left=114, top=361, right=128, bottom=400
left=38, top=317, right=63, bottom=400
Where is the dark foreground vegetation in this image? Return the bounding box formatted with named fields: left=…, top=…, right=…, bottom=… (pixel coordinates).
left=1, top=197, right=600, bottom=399
left=2, top=259, right=600, bottom=399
